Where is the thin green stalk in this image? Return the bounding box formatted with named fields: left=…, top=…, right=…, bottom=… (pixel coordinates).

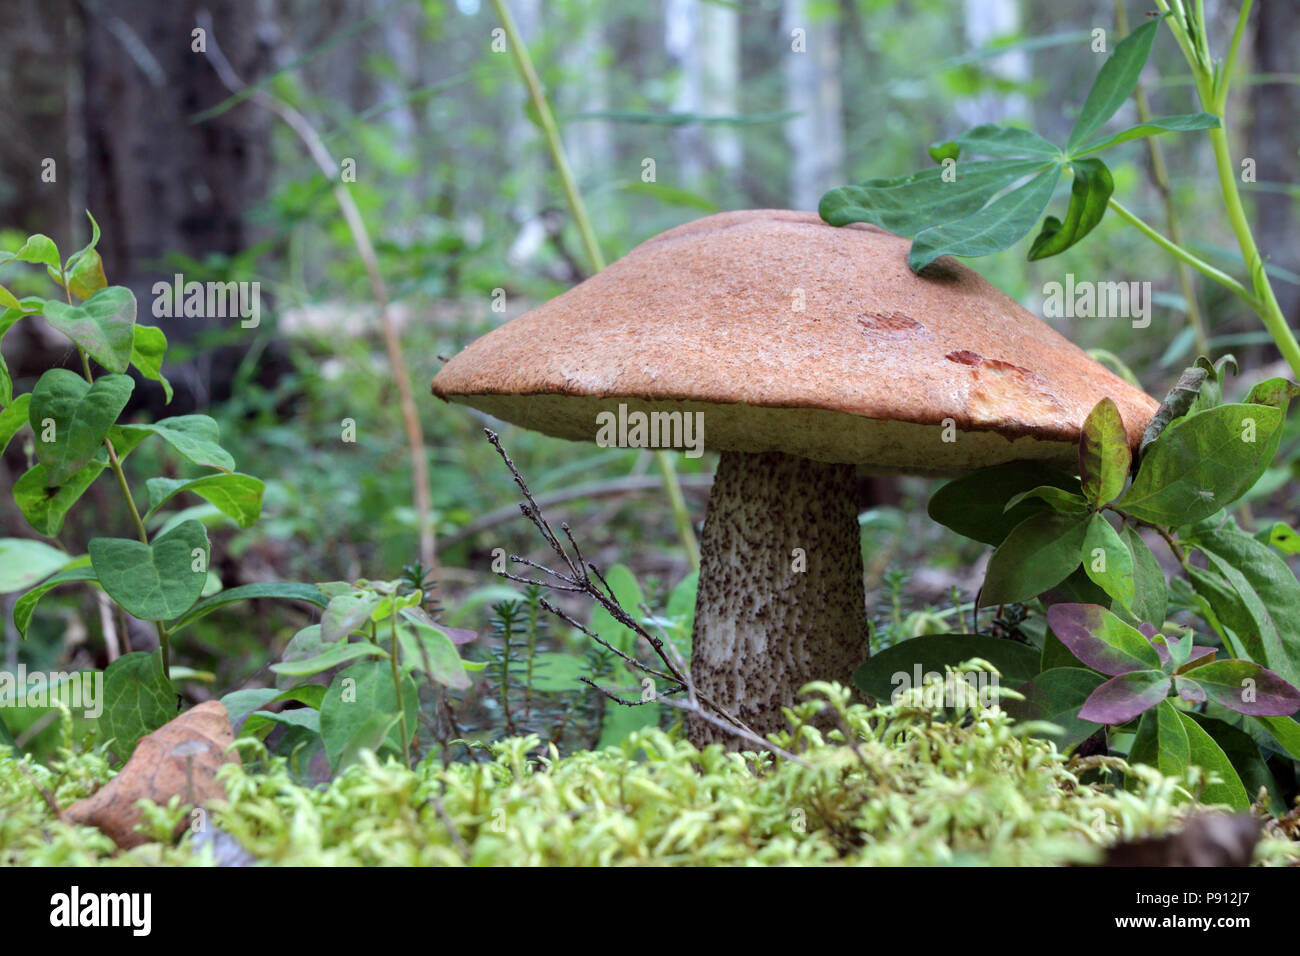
left=1114, top=0, right=1209, bottom=358
left=490, top=0, right=700, bottom=572
left=1107, top=198, right=1255, bottom=306
left=391, top=609, right=410, bottom=763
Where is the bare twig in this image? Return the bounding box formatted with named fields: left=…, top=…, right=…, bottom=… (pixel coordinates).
left=199, top=13, right=437, bottom=579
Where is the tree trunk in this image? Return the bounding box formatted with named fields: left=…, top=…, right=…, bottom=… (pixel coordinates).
left=781, top=0, right=844, bottom=212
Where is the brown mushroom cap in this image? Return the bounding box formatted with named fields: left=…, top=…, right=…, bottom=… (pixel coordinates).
left=433, top=209, right=1158, bottom=475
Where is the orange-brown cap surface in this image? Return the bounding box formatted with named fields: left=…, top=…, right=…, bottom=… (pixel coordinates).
left=432, top=210, right=1158, bottom=474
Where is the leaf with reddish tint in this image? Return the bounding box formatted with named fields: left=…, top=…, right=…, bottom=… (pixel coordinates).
left=1047, top=603, right=1163, bottom=676
left=1173, top=676, right=1208, bottom=704
left=1079, top=670, right=1170, bottom=724
left=1174, top=646, right=1216, bottom=673
left=1179, top=660, right=1300, bottom=716
left=1079, top=397, right=1131, bottom=507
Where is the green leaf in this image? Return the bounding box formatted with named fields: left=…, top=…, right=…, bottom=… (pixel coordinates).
left=529, top=652, right=589, bottom=693
left=1065, top=19, right=1159, bottom=154
left=1120, top=525, right=1167, bottom=627
left=1081, top=514, right=1135, bottom=611
left=13, top=458, right=107, bottom=536
left=89, top=520, right=210, bottom=621
left=114, top=415, right=236, bottom=471
left=981, top=511, right=1089, bottom=606
left=168, top=581, right=328, bottom=633
left=1003, top=485, right=1089, bottom=515
left=1078, top=397, right=1131, bottom=507
left=1118, top=403, right=1284, bottom=525
left=1004, top=667, right=1105, bottom=751
left=950, top=123, right=1062, bottom=158
left=1028, top=158, right=1114, bottom=259
left=1243, top=377, right=1300, bottom=410
left=269, top=640, right=388, bottom=678
left=12, top=234, right=61, bottom=271
left=102, top=650, right=175, bottom=762
left=1189, top=713, right=1284, bottom=814
left=1138, top=365, right=1209, bottom=457
left=1047, top=602, right=1163, bottom=675
left=0, top=538, right=70, bottom=593
left=589, top=564, right=646, bottom=657
left=130, top=325, right=173, bottom=404
left=1073, top=112, right=1220, bottom=156
left=0, top=285, right=20, bottom=312
left=0, top=712, right=15, bottom=753
left=12, top=559, right=95, bottom=637
left=319, top=661, right=416, bottom=769
left=819, top=158, right=1050, bottom=234
left=853, top=633, right=1040, bottom=703
left=65, top=249, right=107, bottom=300
left=929, top=462, right=1079, bottom=546
left=909, top=165, right=1062, bottom=271
left=1174, top=709, right=1250, bottom=810
left=399, top=608, right=471, bottom=689
left=320, top=590, right=385, bottom=641
left=28, top=369, right=133, bottom=485
left=1189, top=521, right=1300, bottom=687
left=1130, top=699, right=1189, bottom=779
left=219, top=688, right=284, bottom=728
left=64, top=211, right=102, bottom=270
left=0, top=307, right=29, bottom=405
left=1252, top=715, right=1300, bottom=761
left=42, top=286, right=137, bottom=374
left=0, top=393, right=32, bottom=455
left=144, top=473, right=264, bottom=529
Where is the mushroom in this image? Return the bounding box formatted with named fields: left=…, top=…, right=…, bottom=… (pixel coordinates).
left=432, top=210, right=1157, bottom=747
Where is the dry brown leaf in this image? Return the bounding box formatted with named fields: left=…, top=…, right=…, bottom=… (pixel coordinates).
left=64, top=701, right=240, bottom=849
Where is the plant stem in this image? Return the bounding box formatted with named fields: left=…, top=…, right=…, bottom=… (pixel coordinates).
left=1114, top=0, right=1209, bottom=358
left=489, top=0, right=700, bottom=572
left=1107, top=198, right=1255, bottom=307
left=391, top=609, right=410, bottom=763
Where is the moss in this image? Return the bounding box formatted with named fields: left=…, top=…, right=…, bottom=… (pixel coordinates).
left=2, top=677, right=1297, bottom=866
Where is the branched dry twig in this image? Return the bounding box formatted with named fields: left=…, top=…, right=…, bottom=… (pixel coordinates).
left=483, top=429, right=805, bottom=763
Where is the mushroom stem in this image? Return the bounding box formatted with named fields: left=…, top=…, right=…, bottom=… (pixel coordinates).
left=688, top=451, right=870, bottom=748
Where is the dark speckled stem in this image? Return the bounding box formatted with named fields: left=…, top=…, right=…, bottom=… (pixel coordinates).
left=687, top=451, right=870, bottom=748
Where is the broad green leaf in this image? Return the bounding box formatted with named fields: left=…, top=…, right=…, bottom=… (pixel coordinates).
left=168, top=581, right=328, bottom=633
left=42, top=286, right=136, bottom=374
left=1065, top=19, right=1159, bottom=154
left=1079, top=670, right=1169, bottom=724
left=28, top=369, right=133, bottom=485
left=1081, top=514, right=1135, bottom=611
left=319, top=661, right=416, bottom=768
left=1174, top=709, right=1250, bottom=810
left=1118, top=403, right=1283, bottom=525
left=1074, top=112, right=1219, bottom=156
left=929, top=462, right=1079, bottom=546
left=1179, top=659, right=1300, bottom=717
left=1002, top=485, right=1089, bottom=515
left=242, top=707, right=322, bottom=743
left=529, top=652, right=589, bottom=693
left=981, top=510, right=1089, bottom=605
left=1260, top=521, right=1300, bottom=555
left=1028, top=158, right=1114, bottom=259
left=591, top=564, right=658, bottom=747
left=89, top=520, right=210, bottom=621
left=1252, top=715, right=1300, bottom=761
left=102, top=650, right=175, bottom=762
left=1004, top=667, right=1105, bottom=751
left=1120, top=525, right=1167, bottom=628
left=909, top=165, right=1062, bottom=271
left=1130, top=699, right=1189, bottom=778
left=63, top=211, right=101, bottom=272
left=12, top=559, right=95, bottom=637
left=1243, top=377, right=1300, bottom=410
left=0, top=393, right=32, bottom=455
left=1190, top=521, right=1300, bottom=687
left=0, top=538, right=69, bottom=592
left=399, top=609, right=471, bottom=689
left=12, top=234, right=61, bottom=271
left=130, top=325, right=173, bottom=403
left=1189, top=713, right=1284, bottom=814
left=950, top=123, right=1062, bottom=158
left=334, top=712, right=403, bottom=771
left=1078, top=397, right=1130, bottom=507
left=320, top=590, right=385, bottom=641
left=819, top=158, right=1050, bottom=234
left=1045, top=603, right=1162, bottom=675
left=0, top=306, right=28, bottom=405
left=853, top=633, right=1039, bottom=704
left=269, top=640, right=388, bottom=678
left=219, top=688, right=284, bottom=728
left=13, top=458, right=107, bottom=536
left=65, top=249, right=107, bottom=300
left=0, top=285, right=19, bottom=312
left=0, top=712, right=15, bottom=753
left=144, top=473, right=264, bottom=529
left=114, top=414, right=235, bottom=471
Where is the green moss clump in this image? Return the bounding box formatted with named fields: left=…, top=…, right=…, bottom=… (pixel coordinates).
left=2, top=676, right=1296, bottom=866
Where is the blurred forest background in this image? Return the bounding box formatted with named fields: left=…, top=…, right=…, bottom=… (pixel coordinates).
left=1, top=0, right=1297, bottom=749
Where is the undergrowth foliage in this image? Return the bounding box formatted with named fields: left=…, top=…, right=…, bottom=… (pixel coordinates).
left=6, top=679, right=1296, bottom=866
